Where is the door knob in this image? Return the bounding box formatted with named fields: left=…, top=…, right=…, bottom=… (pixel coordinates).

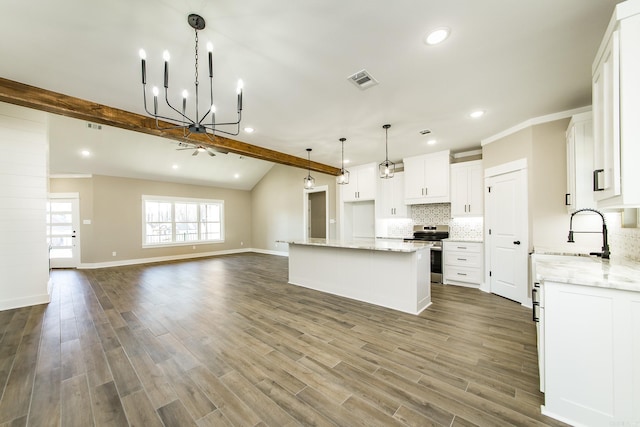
left=513, top=240, right=521, bottom=245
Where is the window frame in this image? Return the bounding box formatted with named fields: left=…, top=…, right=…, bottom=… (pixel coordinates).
left=141, top=195, right=225, bottom=248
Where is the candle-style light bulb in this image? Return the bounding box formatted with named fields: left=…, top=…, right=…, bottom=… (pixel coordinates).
left=139, top=49, right=147, bottom=84
left=181, top=90, right=188, bottom=115
left=152, top=86, right=159, bottom=115
left=210, top=104, right=216, bottom=113
left=236, top=79, right=244, bottom=111
left=207, top=42, right=213, bottom=78
left=162, top=50, right=170, bottom=88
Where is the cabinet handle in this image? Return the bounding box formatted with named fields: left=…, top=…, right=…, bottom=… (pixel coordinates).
left=532, top=287, right=539, bottom=322
left=565, top=193, right=571, bottom=206
left=456, top=272, right=467, bottom=276
left=593, top=169, right=604, bottom=191
left=457, top=246, right=467, bottom=250
left=421, top=188, right=424, bottom=196
left=457, top=258, right=467, bottom=261
left=425, top=187, right=428, bottom=195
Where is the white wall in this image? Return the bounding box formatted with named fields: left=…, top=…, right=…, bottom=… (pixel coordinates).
left=0, top=102, right=50, bottom=310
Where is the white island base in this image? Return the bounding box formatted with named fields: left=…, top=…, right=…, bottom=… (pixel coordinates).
left=285, top=240, right=431, bottom=315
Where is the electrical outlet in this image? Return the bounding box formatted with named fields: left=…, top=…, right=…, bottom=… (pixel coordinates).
left=112, top=251, right=116, bottom=257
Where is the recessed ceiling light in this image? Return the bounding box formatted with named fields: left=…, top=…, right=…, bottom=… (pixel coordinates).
left=427, top=139, right=437, bottom=145
left=425, top=27, right=450, bottom=45
left=244, top=127, right=254, bottom=133
left=343, top=159, right=351, bottom=164
left=469, top=110, right=485, bottom=119
left=172, top=164, right=179, bottom=170
left=81, top=150, right=91, bottom=157
left=234, top=173, right=240, bottom=179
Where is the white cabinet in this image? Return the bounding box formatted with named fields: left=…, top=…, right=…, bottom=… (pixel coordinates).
left=542, top=280, right=640, bottom=426
left=565, top=111, right=595, bottom=212
left=403, top=150, right=451, bottom=205
left=443, top=241, right=483, bottom=287
left=592, top=2, right=640, bottom=208
left=450, top=160, right=483, bottom=217
left=341, top=163, right=376, bottom=202
left=376, top=172, right=407, bottom=218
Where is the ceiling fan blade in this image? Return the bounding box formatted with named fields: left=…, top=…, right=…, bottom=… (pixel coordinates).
left=207, top=150, right=216, bottom=157
left=192, top=150, right=199, bottom=156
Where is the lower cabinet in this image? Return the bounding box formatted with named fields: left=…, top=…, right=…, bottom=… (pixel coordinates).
left=542, top=280, right=640, bottom=426
left=443, top=241, right=483, bottom=287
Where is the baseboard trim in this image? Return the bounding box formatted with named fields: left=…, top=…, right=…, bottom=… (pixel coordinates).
left=0, top=292, right=50, bottom=311
left=77, top=248, right=256, bottom=269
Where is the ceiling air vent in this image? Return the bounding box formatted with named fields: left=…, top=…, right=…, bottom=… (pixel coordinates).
left=347, top=69, right=378, bottom=90
left=87, top=122, right=102, bottom=130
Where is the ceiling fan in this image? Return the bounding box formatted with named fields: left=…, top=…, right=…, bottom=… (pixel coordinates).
left=176, top=142, right=217, bottom=156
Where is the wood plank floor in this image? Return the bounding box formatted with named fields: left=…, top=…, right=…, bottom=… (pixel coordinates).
left=0, top=253, right=567, bottom=426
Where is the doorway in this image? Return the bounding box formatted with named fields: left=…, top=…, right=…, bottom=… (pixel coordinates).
left=47, top=193, right=80, bottom=268
left=303, top=186, right=329, bottom=239
left=485, top=160, right=529, bottom=305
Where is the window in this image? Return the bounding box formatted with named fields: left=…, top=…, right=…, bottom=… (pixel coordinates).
left=142, top=195, right=224, bottom=247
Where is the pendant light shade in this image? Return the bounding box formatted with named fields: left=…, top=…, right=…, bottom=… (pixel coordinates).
left=379, top=124, right=395, bottom=179
left=303, top=148, right=315, bottom=189
left=337, top=137, right=350, bottom=185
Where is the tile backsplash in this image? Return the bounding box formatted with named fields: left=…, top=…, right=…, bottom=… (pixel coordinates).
left=377, top=203, right=484, bottom=241
left=605, top=212, right=640, bottom=262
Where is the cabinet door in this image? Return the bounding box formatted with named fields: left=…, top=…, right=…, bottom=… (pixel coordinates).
left=566, top=126, right=577, bottom=211
left=341, top=174, right=359, bottom=202
left=391, top=172, right=407, bottom=217
left=423, top=151, right=449, bottom=201
left=403, top=156, right=425, bottom=201
left=593, top=30, right=621, bottom=201
left=450, top=165, right=468, bottom=216
left=356, top=163, right=376, bottom=200
left=467, top=163, right=483, bottom=215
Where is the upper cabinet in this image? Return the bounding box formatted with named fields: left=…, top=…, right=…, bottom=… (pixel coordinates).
left=376, top=171, right=407, bottom=218
left=450, top=160, right=483, bottom=217
left=566, top=112, right=596, bottom=213
left=403, top=150, right=451, bottom=205
left=592, top=2, right=640, bottom=208
left=341, top=162, right=376, bottom=202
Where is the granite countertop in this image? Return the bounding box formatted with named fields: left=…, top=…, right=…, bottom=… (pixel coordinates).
left=277, top=238, right=433, bottom=253
left=442, top=238, right=484, bottom=243
left=534, top=252, right=640, bottom=293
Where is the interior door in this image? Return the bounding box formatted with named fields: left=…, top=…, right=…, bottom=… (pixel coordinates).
left=485, top=168, right=528, bottom=303
left=47, top=195, right=80, bottom=268
left=309, top=191, right=327, bottom=238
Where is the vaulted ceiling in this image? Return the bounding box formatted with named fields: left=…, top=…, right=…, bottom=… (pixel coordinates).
left=0, top=0, right=621, bottom=189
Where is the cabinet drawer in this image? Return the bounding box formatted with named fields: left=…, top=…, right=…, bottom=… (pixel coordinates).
left=444, top=266, right=482, bottom=285
left=444, top=242, right=482, bottom=253
left=445, top=251, right=482, bottom=268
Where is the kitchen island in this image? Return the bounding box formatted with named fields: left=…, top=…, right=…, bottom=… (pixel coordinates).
left=280, top=239, right=432, bottom=315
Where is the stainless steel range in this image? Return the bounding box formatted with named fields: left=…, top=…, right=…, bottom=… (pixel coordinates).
left=404, top=225, right=449, bottom=284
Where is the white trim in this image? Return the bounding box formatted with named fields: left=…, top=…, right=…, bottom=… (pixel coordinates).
left=452, top=149, right=482, bottom=159
left=0, top=293, right=50, bottom=311
left=481, top=106, right=591, bottom=146
left=303, top=185, right=329, bottom=239
left=484, top=158, right=528, bottom=178
left=77, top=248, right=255, bottom=269
left=251, top=248, right=289, bottom=257
left=48, top=192, right=79, bottom=199
left=49, top=174, right=92, bottom=179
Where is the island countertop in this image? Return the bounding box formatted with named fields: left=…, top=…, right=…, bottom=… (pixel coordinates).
left=533, top=252, right=640, bottom=293
left=278, top=238, right=433, bottom=253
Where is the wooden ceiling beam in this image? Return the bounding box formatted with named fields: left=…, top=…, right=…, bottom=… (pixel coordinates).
left=0, top=77, right=340, bottom=176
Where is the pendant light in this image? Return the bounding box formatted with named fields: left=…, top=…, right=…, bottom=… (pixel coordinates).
left=337, top=137, right=350, bottom=185
left=379, top=124, right=395, bottom=179
left=303, top=148, right=315, bottom=189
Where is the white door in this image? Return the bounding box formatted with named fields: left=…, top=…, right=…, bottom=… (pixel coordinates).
left=47, top=195, right=80, bottom=268
left=485, top=168, right=528, bottom=303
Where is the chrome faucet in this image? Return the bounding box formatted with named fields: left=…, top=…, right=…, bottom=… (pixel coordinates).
left=567, top=208, right=610, bottom=259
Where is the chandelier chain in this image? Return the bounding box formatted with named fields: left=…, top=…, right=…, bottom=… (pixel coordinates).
left=194, top=31, right=199, bottom=86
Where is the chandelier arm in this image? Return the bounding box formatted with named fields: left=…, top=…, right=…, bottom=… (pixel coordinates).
left=153, top=117, right=200, bottom=131
left=205, top=111, right=242, bottom=127
left=163, top=88, right=196, bottom=125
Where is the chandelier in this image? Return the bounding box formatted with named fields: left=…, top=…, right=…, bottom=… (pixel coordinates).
left=138, top=14, right=244, bottom=138
left=379, top=124, right=395, bottom=179
left=337, top=137, right=350, bottom=185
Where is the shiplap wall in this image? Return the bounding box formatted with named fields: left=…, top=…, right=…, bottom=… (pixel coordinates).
left=0, top=102, right=50, bottom=310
